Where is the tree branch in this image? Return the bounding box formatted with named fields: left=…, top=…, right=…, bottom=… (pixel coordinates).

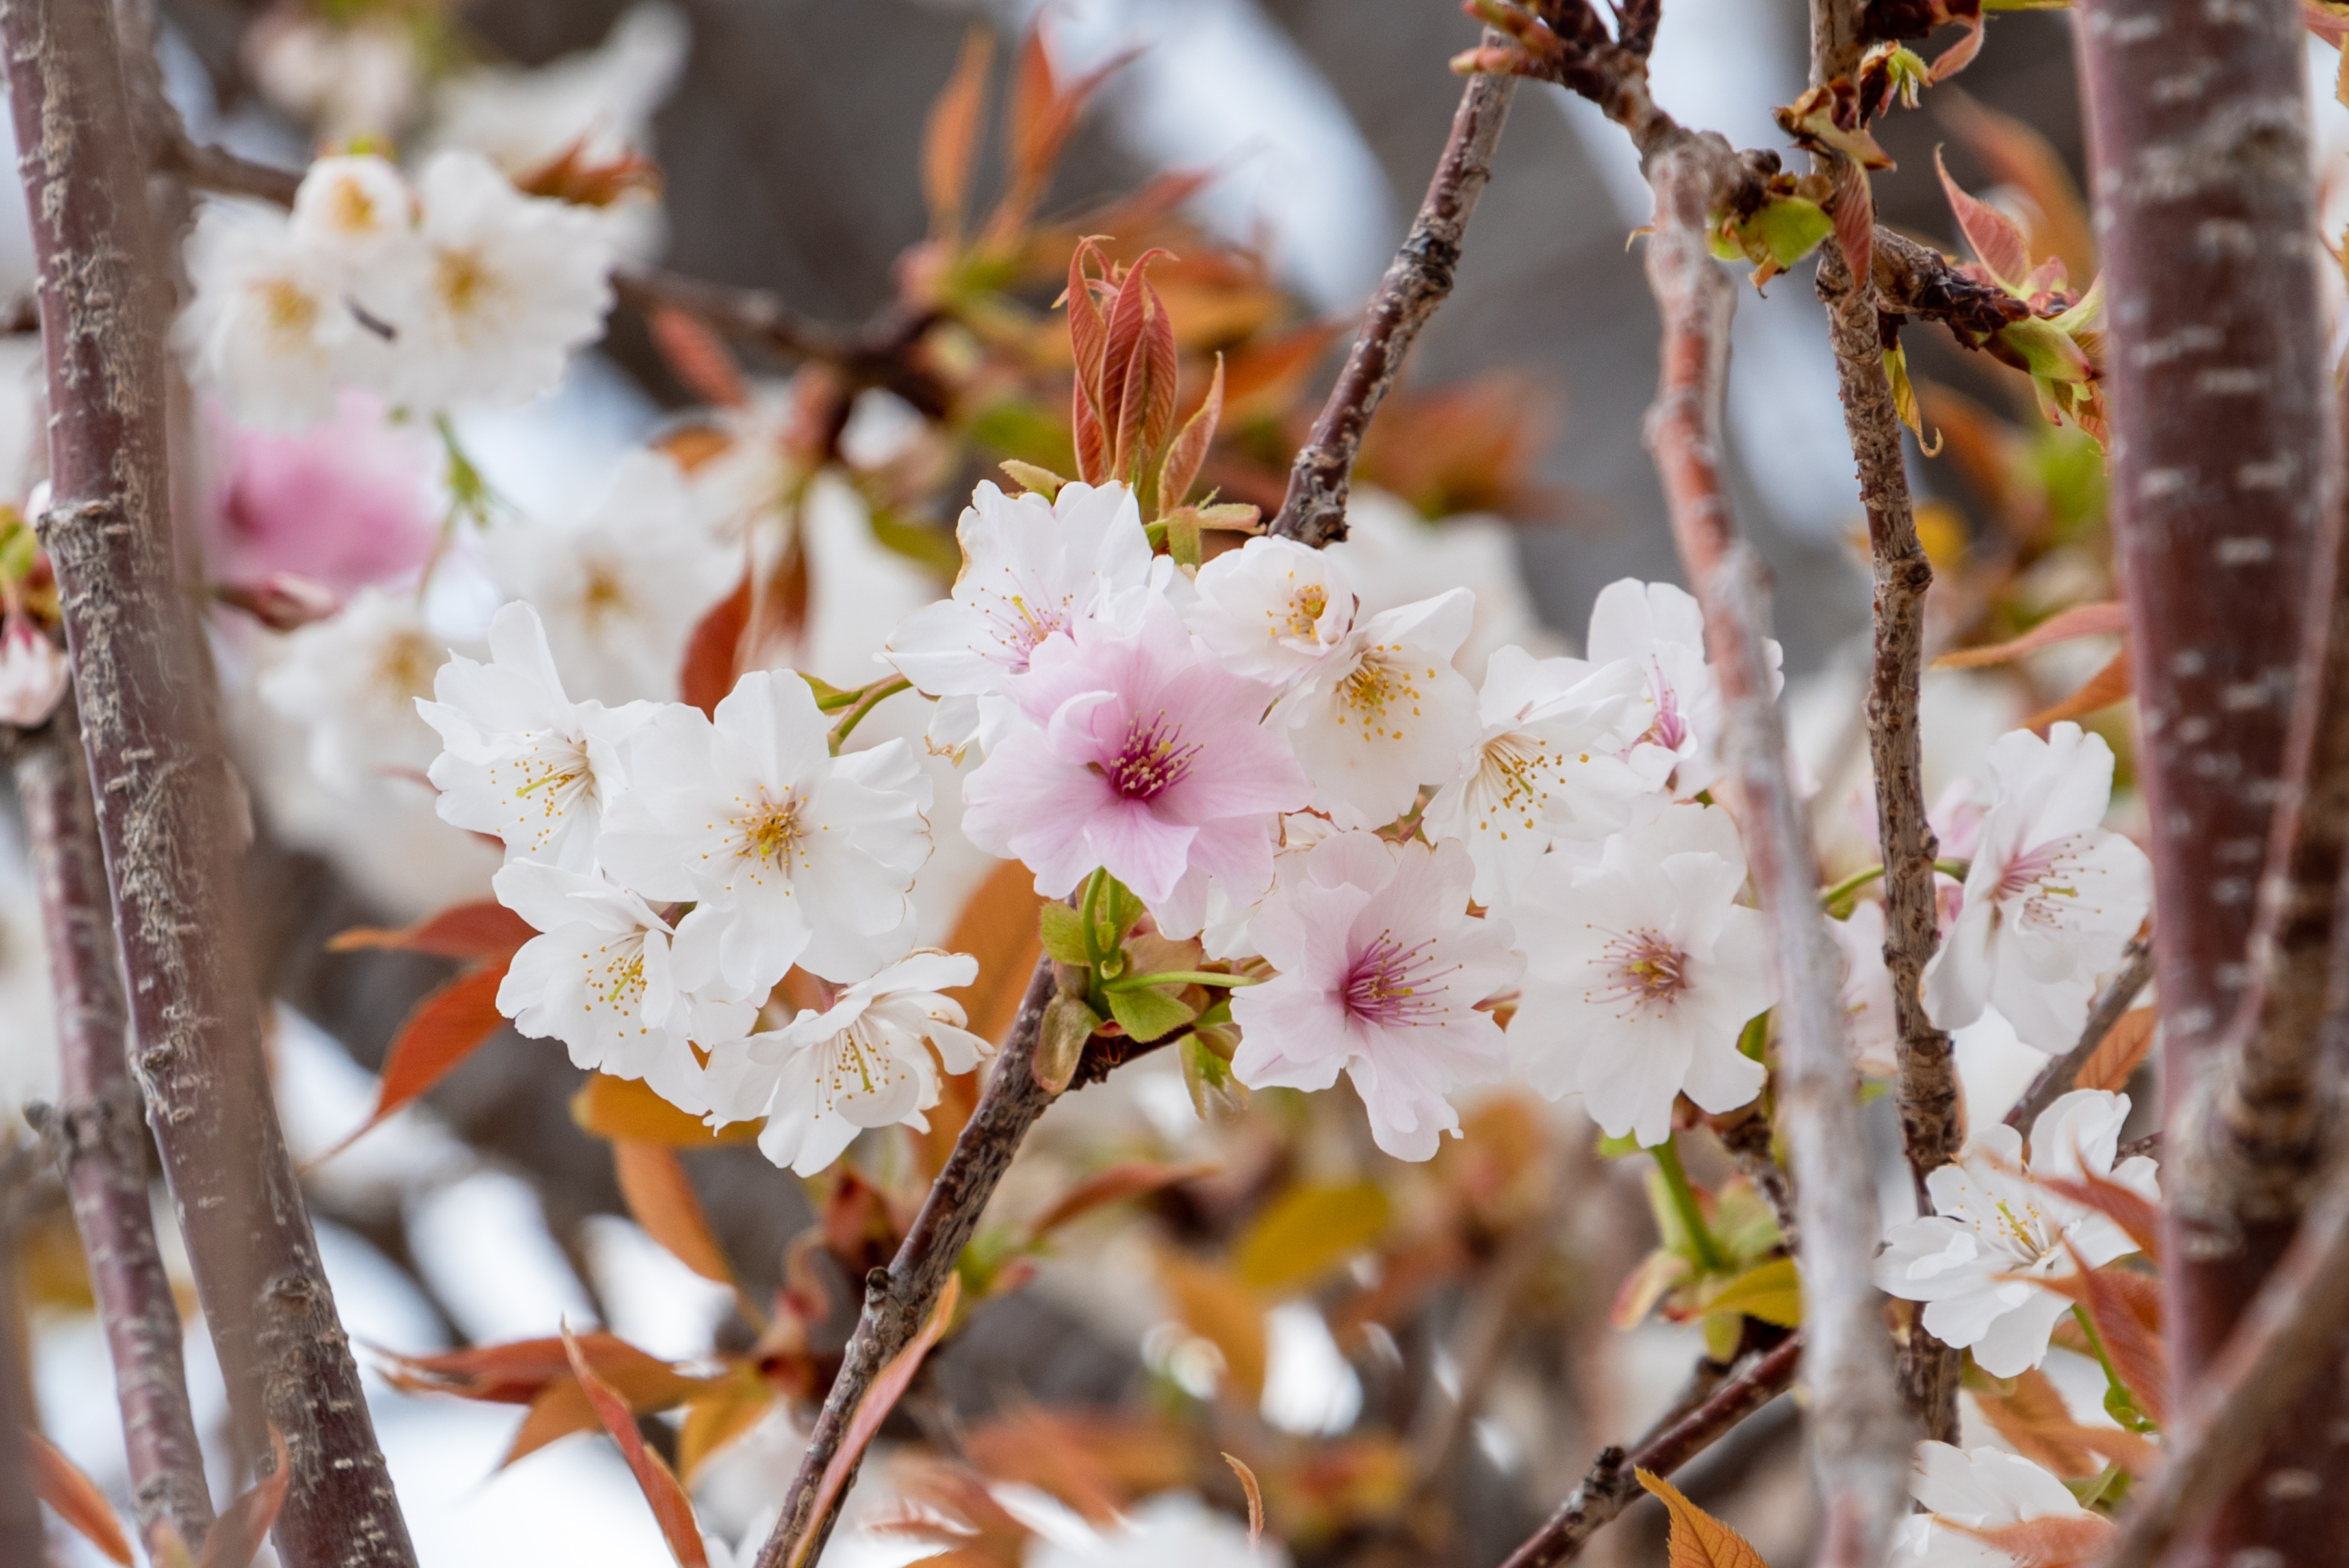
left=2097, top=1161, right=2349, bottom=1568
left=2005, top=932, right=2155, bottom=1133
left=0, top=1, right=417, bottom=1562
left=1497, top=1333, right=1802, bottom=1568
left=1641, top=135, right=1908, bottom=1568
left=0, top=1150, right=42, bottom=1568
left=753, top=957, right=1060, bottom=1568
left=14, top=702, right=214, bottom=1560
left=1804, top=0, right=1963, bottom=1441
left=1268, top=31, right=1517, bottom=546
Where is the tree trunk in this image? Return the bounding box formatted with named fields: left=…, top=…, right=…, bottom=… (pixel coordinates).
left=0, top=1, right=417, bottom=1562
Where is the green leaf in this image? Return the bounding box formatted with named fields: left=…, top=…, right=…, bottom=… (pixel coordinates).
left=1707, top=1256, right=1803, bottom=1327
left=1997, top=316, right=2093, bottom=385
left=1180, top=1031, right=1246, bottom=1119
left=1034, top=992, right=1101, bottom=1094
left=867, top=506, right=961, bottom=582
left=1235, top=1181, right=1392, bottom=1294
left=799, top=673, right=856, bottom=711
left=1038, top=903, right=1092, bottom=966
left=1102, top=970, right=1262, bottom=992
left=1749, top=197, right=1832, bottom=271
left=1105, top=983, right=1196, bottom=1044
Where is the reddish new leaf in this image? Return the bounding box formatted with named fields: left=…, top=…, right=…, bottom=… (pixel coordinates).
left=1101, top=249, right=1172, bottom=483
left=1158, top=353, right=1224, bottom=513
left=1832, top=158, right=1875, bottom=292
left=2067, top=1007, right=2159, bottom=1098
left=1937, top=146, right=2031, bottom=292
left=328, top=900, right=534, bottom=962
left=1936, top=602, right=2127, bottom=669
left=2036, top=1157, right=2164, bottom=1268
left=680, top=571, right=752, bottom=717
left=787, top=1276, right=964, bottom=1568
left=2064, top=1244, right=2168, bottom=1425
left=318, top=964, right=511, bottom=1158
left=648, top=307, right=750, bottom=410
left=199, top=1428, right=290, bottom=1568
left=613, top=1140, right=738, bottom=1289
left=1222, top=1453, right=1264, bottom=1547
left=1068, top=239, right=1113, bottom=483
left=563, top=1324, right=710, bottom=1567
left=1970, top=1368, right=2099, bottom=1477
left=1027, top=1161, right=1217, bottom=1243
left=379, top=1331, right=707, bottom=1409
left=1939, top=92, right=2095, bottom=287
left=29, top=1429, right=132, bottom=1565
left=1947, top=1513, right=2116, bottom=1568
left=923, top=27, right=992, bottom=238
left=1924, top=10, right=1986, bottom=84
left=1635, top=1468, right=1769, bottom=1568
left=2021, top=647, right=2133, bottom=732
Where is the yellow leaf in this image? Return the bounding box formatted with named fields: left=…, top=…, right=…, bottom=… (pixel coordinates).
left=613, top=1141, right=737, bottom=1289
left=1706, top=1257, right=1803, bottom=1328
left=677, top=1367, right=777, bottom=1482
left=2072, top=1008, right=2157, bottom=1094
left=572, top=1072, right=762, bottom=1147
left=1233, top=1181, right=1391, bottom=1294
left=1636, top=1469, right=1772, bottom=1568
left=1158, top=1253, right=1267, bottom=1402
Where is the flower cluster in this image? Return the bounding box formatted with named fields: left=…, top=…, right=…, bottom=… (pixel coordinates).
left=179, top=151, right=615, bottom=428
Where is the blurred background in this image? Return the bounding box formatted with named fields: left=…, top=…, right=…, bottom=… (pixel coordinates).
left=0, top=1, right=2216, bottom=1564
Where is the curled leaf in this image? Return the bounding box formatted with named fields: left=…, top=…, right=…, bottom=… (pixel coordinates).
left=1157, top=353, right=1225, bottom=515
left=1938, top=146, right=2032, bottom=291
left=1935, top=602, right=2127, bottom=669
left=563, top=1324, right=710, bottom=1567
left=1223, top=1453, right=1265, bottom=1547
left=29, top=1430, right=132, bottom=1565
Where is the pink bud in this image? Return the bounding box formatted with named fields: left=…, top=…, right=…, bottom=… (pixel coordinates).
left=214, top=572, right=343, bottom=632
left=0, top=615, right=68, bottom=728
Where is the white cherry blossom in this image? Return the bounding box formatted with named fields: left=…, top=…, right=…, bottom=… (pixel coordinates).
left=702, top=950, right=992, bottom=1176
left=416, top=601, right=652, bottom=870
left=1275, top=589, right=1483, bottom=829
left=1876, top=1088, right=2159, bottom=1377
left=597, top=670, right=932, bottom=988
left=1507, top=803, right=1775, bottom=1147
left=1420, top=646, right=1668, bottom=905
left=288, top=154, right=417, bottom=268
left=884, top=479, right=1159, bottom=754
left=1828, top=900, right=1901, bottom=1079
left=1888, top=1443, right=2109, bottom=1568
left=1578, top=578, right=1781, bottom=799
left=257, top=587, right=456, bottom=791
left=0, top=618, right=68, bottom=728
left=1185, top=533, right=1355, bottom=682
left=485, top=449, right=739, bottom=706
left=391, top=149, right=616, bottom=410
left=493, top=858, right=752, bottom=1109
left=1027, top=1491, right=1289, bottom=1568
left=1230, top=832, right=1521, bottom=1161
left=1923, top=723, right=2153, bottom=1052
left=177, top=201, right=379, bottom=429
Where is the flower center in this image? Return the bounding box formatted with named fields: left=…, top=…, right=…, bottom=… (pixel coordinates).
left=1105, top=709, right=1201, bottom=803
left=579, top=556, right=634, bottom=627
left=1280, top=585, right=1329, bottom=640
left=372, top=630, right=439, bottom=704
left=981, top=586, right=1071, bottom=669
left=1992, top=834, right=2092, bottom=931
left=1590, top=929, right=1693, bottom=1017
left=818, top=1019, right=911, bottom=1116
left=1334, top=645, right=1431, bottom=741
left=1344, top=931, right=1454, bottom=1027
left=581, top=933, right=648, bottom=1022
left=326, top=173, right=380, bottom=237
left=1470, top=731, right=1589, bottom=834
left=738, top=793, right=806, bottom=868
left=434, top=246, right=496, bottom=320
left=498, top=735, right=594, bottom=849
left=1641, top=658, right=1689, bottom=751
left=260, top=277, right=319, bottom=344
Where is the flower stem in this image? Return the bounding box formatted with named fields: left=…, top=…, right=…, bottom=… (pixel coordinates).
left=826, top=675, right=911, bottom=752
left=1079, top=868, right=1110, bottom=966
left=1654, top=1135, right=1728, bottom=1274
left=2070, top=1304, right=2156, bottom=1432
left=1818, top=863, right=1886, bottom=909
left=1100, top=970, right=1263, bottom=993
left=1933, top=858, right=1968, bottom=880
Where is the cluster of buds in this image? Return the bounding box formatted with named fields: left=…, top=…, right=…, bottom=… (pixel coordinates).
left=0, top=504, right=67, bottom=729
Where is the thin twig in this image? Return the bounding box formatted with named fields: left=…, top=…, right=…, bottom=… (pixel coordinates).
left=0, top=1147, right=41, bottom=1568
left=1268, top=29, right=1517, bottom=546
left=754, top=957, right=1060, bottom=1567
left=1805, top=0, right=1963, bottom=1441
left=1498, top=1333, right=1803, bottom=1568
left=1641, top=133, right=1908, bottom=1568
left=0, top=1, right=417, bottom=1562
left=2007, top=934, right=2155, bottom=1133
left=2096, top=1163, right=2349, bottom=1568
left=14, top=702, right=215, bottom=1559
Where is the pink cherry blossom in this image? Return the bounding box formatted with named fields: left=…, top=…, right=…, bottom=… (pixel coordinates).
left=960, top=598, right=1311, bottom=909
left=1229, top=832, right=1521, bottom=1161
left=203, top=390, right=439, bottom=595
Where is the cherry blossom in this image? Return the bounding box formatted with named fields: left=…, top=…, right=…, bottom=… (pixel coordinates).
left=1026, top=1491, right=1289, bottom=1568
left=1828, top=900, right=1900, bottom=1079
left=1876, top=1088, right=2159, bottom=1377
left=884, top=479, right=1159, bottom=754
left=1888, top=1443, right=2109, bottom=1568
left=1507, top=803, right=1774, bottom=1147
left=177, top=199, right=380, bottom=428
left=596, top=670, right=933, bottom=988
left=1275, top=589, right=1483, bottom=829
left=257, top=587, right=456, bottom=791
left=0, top=617, right=68, bottom=728
left=1578, top=578, right=1781, bottom=799
left=417, top=602, right=653, bottom=871
left=1923, top=723, right=2153, bottom=1052
left=288, top=154, right=417, bottom=268
left=391, top=149, right=617, bottom=411
left=485, top=449, right=738, bottom=705
left=700, top=950, right=992, bottom=1176
left=431, top=3, right=688, bottom=181
left=203, top=391, right=441, bottom=595
left=960, top=598, right=1310, bottom=916
left=493, top=859, right=752, bottom=1109
left=1420, top=645, right=1667, bottom=905
left=1230, top=832, right=1520, bottom=1161
left=1185, top=533, right=1356, bottom=682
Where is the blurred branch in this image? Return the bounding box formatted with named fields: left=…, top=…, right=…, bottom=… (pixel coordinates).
left=0, top=0, right=417, bottom=1562
left=1641, top=129, right=1908, bottom=1568
left=1498, top=1333, right=1801, bottom=1568
left=2006, top=932, right=2155, bottom=1132
left=2098, top=1163, right=2349, bottom=1568
left=14, top=702, right=216, bottom=1560
left=0, top=1146, right=43, bottom=1567
left=1269, top=28, right=1517, bottom=547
